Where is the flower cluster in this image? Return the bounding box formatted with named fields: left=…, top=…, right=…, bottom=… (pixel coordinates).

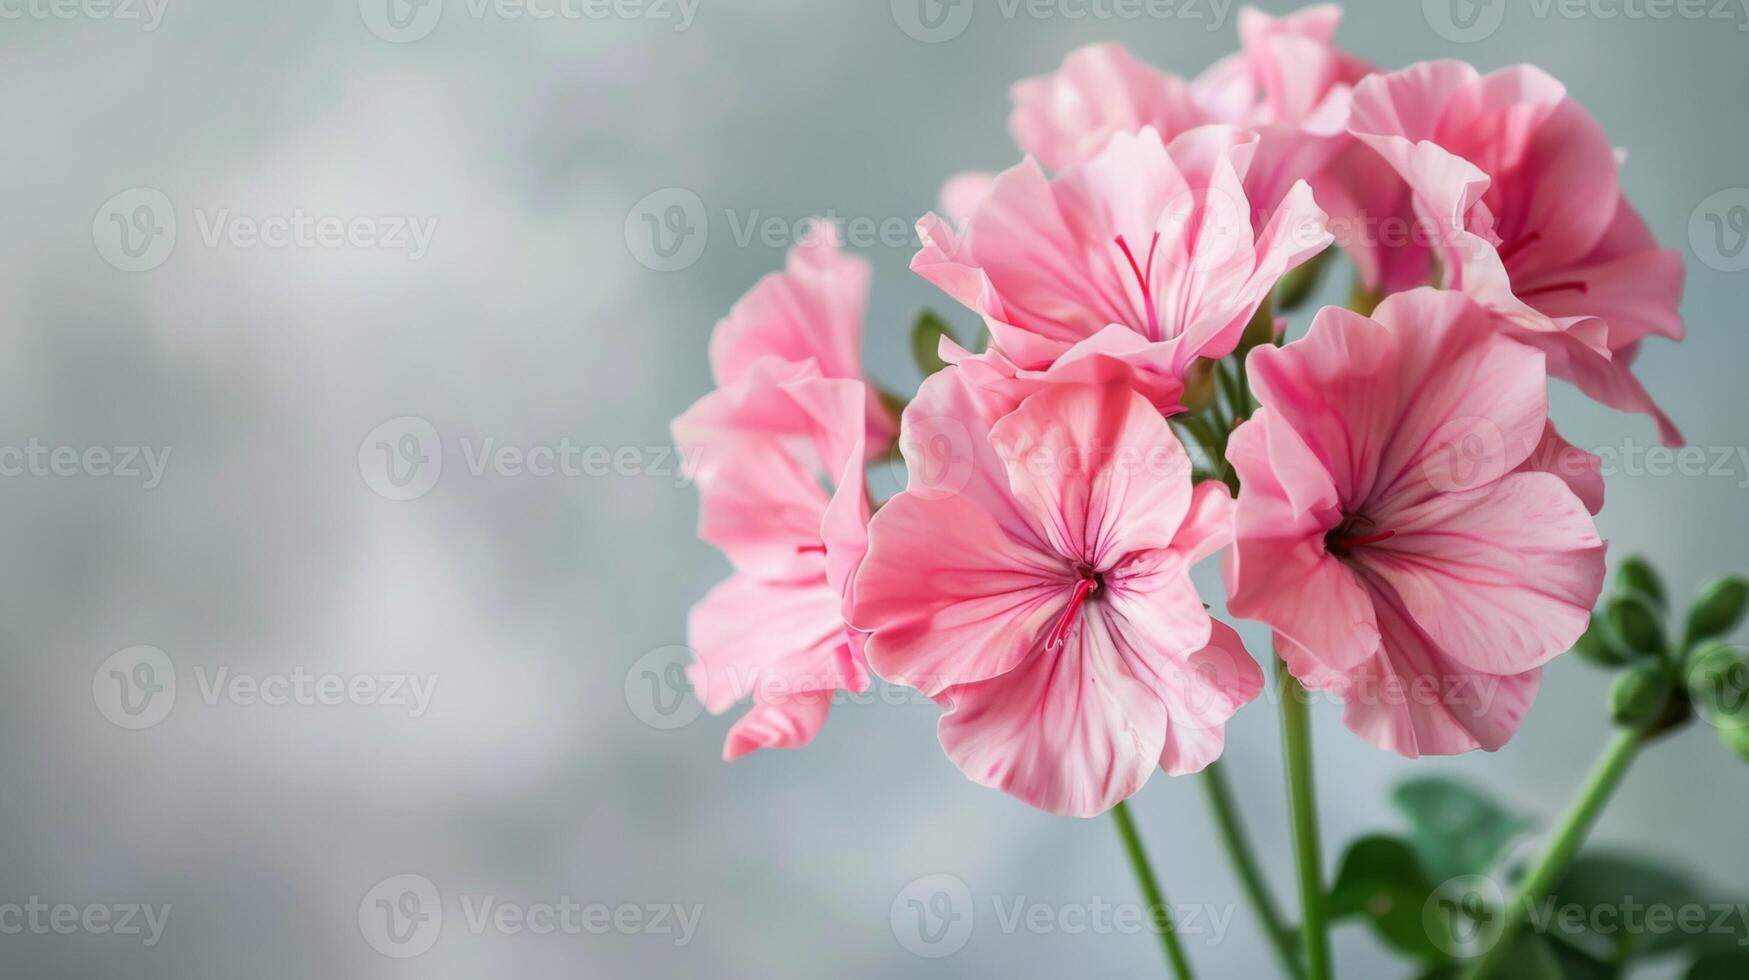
left=673, top=5, right=1681, bottom=818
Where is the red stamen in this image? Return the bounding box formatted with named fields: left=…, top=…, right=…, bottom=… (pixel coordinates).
left=796, top=543, right=827, bottom=555
left=1496, top=231, right=1542, bottom=266
left=1114, top=233, right=1163, bottom=341
left=1330, top=529, right=1396, bottom=551
left=1047, top=576, right=1100, bottom=650
left=1516, top=279, right=1590, bottom=299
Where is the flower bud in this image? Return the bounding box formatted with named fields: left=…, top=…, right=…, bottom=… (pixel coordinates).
left=1683, top=576, right=1748, bottom=650
left=1571, top=614, right=1630, bottom=668
left=1610, top=663, right=1672, bottom=728
left=1686, top=641, right=1749, bottom=723
left=1607, top=593, right=1665, bottom=657
left=1616, top=556, right=1667, bottom=610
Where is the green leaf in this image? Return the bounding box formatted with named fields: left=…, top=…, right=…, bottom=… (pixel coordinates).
left=1393, top=778, right=1535, bottom=882
left=1549, top=853, right=1717, bottom=961
left=1607, top=593, right=1666, bottom=657
left=1330, top=835, right=1451, bottom=961
left=1488, top=934, right=1568, bottom=980
left=1610, top=663, right=1674, bottom=727
left=1616, top=557, right=1668, bottom=610
left=1684, top=576, right=1749, bottom=650
left=910, top=310, right=958, bottom=378
left=1572, top=614, right=1631, bottom=668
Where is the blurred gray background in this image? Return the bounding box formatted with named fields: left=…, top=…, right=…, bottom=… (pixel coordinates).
left=1, top=0, right=1745, bottom=976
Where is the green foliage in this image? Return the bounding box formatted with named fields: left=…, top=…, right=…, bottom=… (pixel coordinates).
left=1393, top=778, right=1534, bottom=883
left=910, top=309, right=958, bottom=378
left=1549, top=854, right=1712, bottom=961
left=1329, top=835, right=1449, bottom=961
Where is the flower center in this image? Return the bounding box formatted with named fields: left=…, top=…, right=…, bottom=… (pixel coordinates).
left=1326, top=515, right=1396, bottom=556
left=1114, top=232, right=1163, bottom=342
left=1046, top=568, right=1103, bottom=650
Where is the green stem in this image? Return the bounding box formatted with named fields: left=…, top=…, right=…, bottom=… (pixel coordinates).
left=1112, top=800, right=1196, bottom=980
left=1461, top=728, right=1647, bottom=980
left=1201, top=762, right=1303, bottom=979
left=1276, top=657, right=1332, bottom=980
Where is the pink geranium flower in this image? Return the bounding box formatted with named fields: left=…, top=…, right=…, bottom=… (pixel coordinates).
left=708, top=226, right=898, bottom=455
left=1224, top=289, right=1608, bottom=757
left=1001, top=6, right=1426, bottom=293
left=851, top=380, right=1263, bottom=817
left=1349, top=61, right=1686, bottom=444
left=913, top=124, right=1331, bottom=402
left=672, top=357, right=872, bottom=759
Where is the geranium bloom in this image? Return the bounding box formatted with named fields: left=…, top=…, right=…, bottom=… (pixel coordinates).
left=1349, top=61, right=1686, bottom=444
left=1225, top=289, right=1607, bottom=757
left=1002, top=6, right=1426, bottom=294
left=708, top=226, right=898, bottom=455
left=851, top=380, right=1263, bottom=817
left=671, top=357, right=872, bottom=759
left=913, top=124, right=1331, bottom=402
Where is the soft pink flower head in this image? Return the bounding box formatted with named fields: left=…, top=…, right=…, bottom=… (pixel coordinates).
left=852, top=378, right=1262, bottom=817
left=913, top=125, right=1331, bottom=403
left=709, top=225, right=898, bottom=455
left=1224, top=289, right=1608, bottom=757
left=672, top=357, right=873, bottom=760
left=1009, top=42, right=1209, bottom=174
left=998, top=9, right=1433, bottom=294
left=1349, top=60, right=1686, bottom=444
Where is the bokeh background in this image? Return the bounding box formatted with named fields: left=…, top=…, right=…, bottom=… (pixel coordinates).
left=2, top=0, right=1746, bottom=976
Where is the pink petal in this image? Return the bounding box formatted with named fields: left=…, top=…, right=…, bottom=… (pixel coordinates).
left=723, top=695, right=834, bottom=761
left=706, top=228, right=894, bottom=452
left=1225, top=417, right=1380, bottom=672
left=934, top=608, right=1168, bottom=818
left=1359, top=471, right=1607, bottom=677
left=1519, top=421, right=1604, bottom=516
left=1010, top=43, right=1207, bottom=172
left=852, top=490, right=1065, bottom=696
left=687, top=572, right=852, bottom=712
left=1151, top=620, right=1264, bottom=775
left=1330, top=588, right=1545, bottom=758
left=987, top=382, right=1195, bottom=564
